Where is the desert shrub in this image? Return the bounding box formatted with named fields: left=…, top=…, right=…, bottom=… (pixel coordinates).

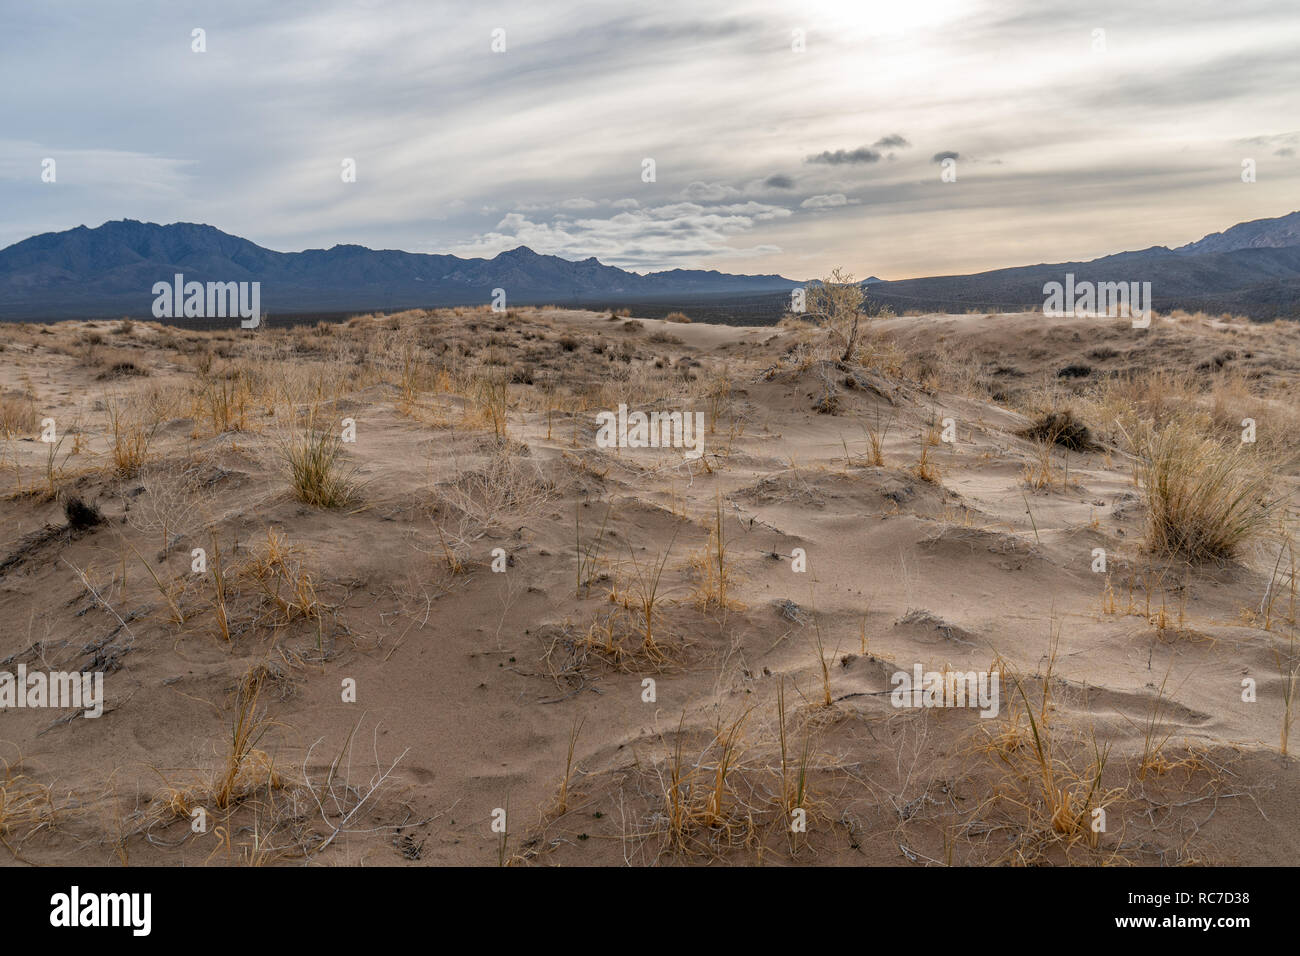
left=1017, top=410, right=1099, bottom=452
left=63, top=497, right=103, bottom=530
left=664, top=312, right=692, bottom=324
left=1132, top=419, right=1277, bottom=561
left=97, top=360, right=148, bottom=380
left=805, top=268, right=866, bottom=362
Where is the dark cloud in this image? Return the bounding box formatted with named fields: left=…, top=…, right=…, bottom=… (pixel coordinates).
left=1276, top=147, right=1296, bottom=157
left=764, top=174, right=795, bottom=188
left=873, top=134, right=911, bottom=148
left=806, top=147, right=882, bottom=165
left=931, top=150, right=960, bottom=163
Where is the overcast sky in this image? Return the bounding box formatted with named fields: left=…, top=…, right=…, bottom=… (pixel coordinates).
left=2, top=0, right=1298, bottom=279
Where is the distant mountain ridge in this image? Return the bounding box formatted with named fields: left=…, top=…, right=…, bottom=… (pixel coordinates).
left=4, top=211, right=1300, bottom=322
left=865, top=210, right=1300, bottom=320
left=0, top=220, right=799, bottom=320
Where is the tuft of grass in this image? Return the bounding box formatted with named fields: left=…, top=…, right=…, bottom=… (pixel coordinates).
left=1129, top=419, right=1278, bottom=562
left=776, top=679, right=812, bottom=830
left=626, top=532, right=677, bottom=660
left=863, top=412, right=891, bottom=467
left=1022, top=439, right=1057, bottom=491
left=284, top=424, right=359, bottom=509
left=982, top=629, right=1123, bottom=855
left=106, top=397, right=160, bottom=478
left=474, top=369, right=509, bottom=440
left=914, top=423, right=941, bottom=483
left=214, top=666, right=281, bottom=810
left=209, top=531, right=232, bottom=642
left=690, top=495, right=740, bottom=611
left=0, top=753, right=60, bottom=848
left=556, top=716, right=584, bottom=816
left=575, top=501, right=611, bottom=597
left=0, top=394, right=38, bottom=438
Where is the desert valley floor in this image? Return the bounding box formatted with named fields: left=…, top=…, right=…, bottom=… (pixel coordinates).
left=0, top=306, right=1297, bottom=866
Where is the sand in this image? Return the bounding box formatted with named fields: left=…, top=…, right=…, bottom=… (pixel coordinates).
left=0, top=306, right=1296, bottom=866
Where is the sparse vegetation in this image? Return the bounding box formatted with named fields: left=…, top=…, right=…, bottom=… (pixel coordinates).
left=1130, top=418, right=1277, bottom=561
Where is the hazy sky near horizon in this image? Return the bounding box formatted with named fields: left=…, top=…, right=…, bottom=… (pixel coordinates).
left=2, top=0, right=1298, bottom=280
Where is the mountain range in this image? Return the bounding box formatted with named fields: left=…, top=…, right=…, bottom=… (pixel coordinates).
left=2, top=211, right=1300, bottom=322
left=0, top=220, right=798, bottom=321
left=866, top=210, right=1300, bottom=320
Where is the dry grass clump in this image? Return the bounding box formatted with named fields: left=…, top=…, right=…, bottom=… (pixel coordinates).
left=196, top=370, right=254, bottom=434
left=0, top=393, right=39, bottom=438
left=473, top=368, right=510, bottom=439
left=978, top=645, right=1122, bottom=861
left=283, top=422, right=360, bottom=509
left=653, top=711, right=756, bottom=855
left=0, top=753, right=61, bottom=848
left=913, top=422, right=942, bottom=483
left=105, top=396, right=162, bottom=478
left=664, top=312, right=692, bottom=324
left=1016, top=409, right=1099, bottom=452
left=242, top=529, right=323, bottom=633
left=215, top=667, right=283, bottom=810
left=1129, top=419, right=1278, bottom=562
left=689, top=497, right=742, bottom=611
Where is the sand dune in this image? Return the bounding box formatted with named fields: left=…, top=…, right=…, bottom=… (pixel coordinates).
left=0, top=306, right=1296, bottom=866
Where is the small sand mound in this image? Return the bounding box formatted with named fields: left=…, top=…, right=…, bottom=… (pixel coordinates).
left=893, top=608, right=980, bottom=646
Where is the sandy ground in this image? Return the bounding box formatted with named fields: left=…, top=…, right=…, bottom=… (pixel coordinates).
left=0, top=306, right=1297, bottom=866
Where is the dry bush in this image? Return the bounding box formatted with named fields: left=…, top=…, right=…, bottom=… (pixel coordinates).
left=434, top=446, right=556, bottom=532
left=804, top=267, right=865, bottom=363
left=1017, top=409, right=1099, bottom=452
left=664, top=312, right=692, bottom=324
left=1129, top=418, right=1278, bottom=562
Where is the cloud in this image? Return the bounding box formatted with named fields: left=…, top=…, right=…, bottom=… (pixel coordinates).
left=1276, top=147, right=1296, bottom=157
left=801, top=193, right=853, bottom=209
left=931, top=150, right=960, bottom=163
left=681, top=181, right=741, bottom=201
left=806, top=147, right=882, bottom=165
left=0, top=140, right=195, bottom=193
left=873, top=134, right=911, bottom=148
left=3, top=0, right=1299, bottom=276
left=448, top=199, right=791, bottom=268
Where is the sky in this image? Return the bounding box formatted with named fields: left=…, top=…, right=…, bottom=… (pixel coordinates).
left=1, top=0, right=1298, bottom=280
